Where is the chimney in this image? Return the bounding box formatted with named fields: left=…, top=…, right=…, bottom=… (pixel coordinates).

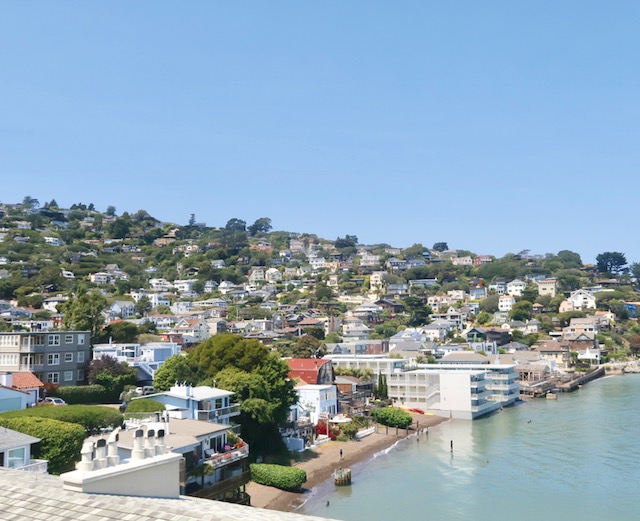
left=94, top=438, right=108, bottom=469
left=132, top=427, right=146, bottom=460
left=0, top=372, right=12, bottom=388
left=145, top=429, right=156, bottom=458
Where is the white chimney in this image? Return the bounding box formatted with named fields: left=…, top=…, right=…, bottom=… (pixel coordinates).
left=0, top=372, right=13, bottom=388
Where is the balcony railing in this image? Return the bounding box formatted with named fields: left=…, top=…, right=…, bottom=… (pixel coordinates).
left=206, top=444, right=249, bottom=471
left=17, top=459, right=48, bottom=473
left=196, top=404, right=241, bottom=422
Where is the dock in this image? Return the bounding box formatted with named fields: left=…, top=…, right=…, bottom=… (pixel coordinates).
left=520, top=367, right=605, bottom=397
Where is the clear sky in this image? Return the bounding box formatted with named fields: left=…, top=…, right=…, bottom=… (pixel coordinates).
left=1, top=2, right=639, bottom=264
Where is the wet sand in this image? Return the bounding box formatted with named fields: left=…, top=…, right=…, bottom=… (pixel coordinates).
left=248, top=414, right=447, bottom=513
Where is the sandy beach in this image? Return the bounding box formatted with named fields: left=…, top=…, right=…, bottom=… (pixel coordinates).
left=248, top=413, right=448, bottom=513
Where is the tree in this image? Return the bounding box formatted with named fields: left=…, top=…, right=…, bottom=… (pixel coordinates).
left=225, top=218, right=246, bottom=232
left=432, top=242, right=448, bottom=252
left=154, top=355, right=200, bottom=390
left=248, top=217, right=272, bottom=236
left=291, top=335, right=324, bottom=358
left=509, top=300, right=533, bottom=321
left=94, top=321, right=139, bottom=344
left=556, top=250, right=583, bottom=269
left=596, top=252, right=627, bottom=275
left=22, top=195, right=40, bottom=209
left=335, top=235, right=358, bottom=249
left=60, top=287, right=107, bottom=338
left=402, top=296, right=431, bottom=327
left=105, top=205, right=116, bottom=216
left=521, top=285, right=538, bottom=303
left=480, top=294, right=499, bottom=313
left=135, top=295, right=152, bottom=317
left=190, top=334, right=270, bottom=378
left=86, top=356, right=137, bottom=401
left=210, top=350, right=296, bottom=456
left=315, top=284, right=333, bottom=302
left=376, top=372, right=388, bottom=399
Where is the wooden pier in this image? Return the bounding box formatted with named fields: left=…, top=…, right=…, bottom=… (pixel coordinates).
left=555, top=367, right=605, bottom=392
left=520, top=366, right=605, bottom=397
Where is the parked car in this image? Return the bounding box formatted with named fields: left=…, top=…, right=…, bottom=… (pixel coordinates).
left=135, top=386, right=157, bottom=396
left=42, top=397, right=67, bottom=406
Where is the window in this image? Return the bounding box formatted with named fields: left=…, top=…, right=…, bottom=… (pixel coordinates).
left=47, top=353, right=60, bottom=366
left=78, top=335, right=85, bottom=345
left=46, top=372, right=59, bottom=384
left=48, top=335, right=60, bottom=346
left=7, top=448, right=26, bottom=469
left=64, top=353, right=74, bottom=363
left=77, top=369, right=84, bottom=382
left=65, top=334, right=73, bottom=344
left=64, top=371, right=74, bottom=382
left=77, top=351, right=85, bottom=364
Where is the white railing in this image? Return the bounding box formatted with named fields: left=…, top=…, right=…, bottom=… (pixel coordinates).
left=18, top=459, right=48, bottom=473
left=206, top=444, right=249, bottom=470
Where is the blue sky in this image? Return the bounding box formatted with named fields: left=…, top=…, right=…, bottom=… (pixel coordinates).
left=1, top=2, right=639, bottom=264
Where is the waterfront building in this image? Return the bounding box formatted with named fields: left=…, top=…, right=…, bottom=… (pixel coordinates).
left=326, top=355, right=518, bottom=419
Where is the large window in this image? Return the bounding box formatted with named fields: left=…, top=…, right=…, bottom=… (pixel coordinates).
left=64, top=353, right=73, bottom=363
left=48, top=335, right=60, bottom=346
left=46, top=372, right=59, bottom=384
left=64, top=371, right=73, bottom=382
left=7, top=448, right=26, bottom=469
left=47, top=353, right=60, bottom=366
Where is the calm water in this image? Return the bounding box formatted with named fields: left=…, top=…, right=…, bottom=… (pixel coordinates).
left=304, top=375, right=640, bottom=521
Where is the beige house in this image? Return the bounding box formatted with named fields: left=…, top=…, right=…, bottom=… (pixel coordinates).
left=536, top=278, right=557, bottom=298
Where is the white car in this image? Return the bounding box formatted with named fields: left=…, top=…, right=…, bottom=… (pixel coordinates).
left=42, top=397, right=67, bottom=406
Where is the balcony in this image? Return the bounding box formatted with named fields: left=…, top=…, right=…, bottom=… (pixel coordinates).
left=206, top=444, right=249, bottom=471
left=196, top=404, right=241, bottom=422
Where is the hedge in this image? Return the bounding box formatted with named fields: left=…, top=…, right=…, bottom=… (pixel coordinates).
left=0, top=405, right=123, bottom=434
left=52, top=385, right=109, bottom=404
left=0, top=416, right=85, bottom=475
left=250, top=463, right=307, bottom=491
left=372, top=407, right=413, bottom=429
left=125, top=398, right=166, bottom=413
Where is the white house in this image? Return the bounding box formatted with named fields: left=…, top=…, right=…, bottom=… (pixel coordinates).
left=506, top=279, right=527, bottom=297
left=560, top=289, right=597, bottom=312
left=293, top=384, right=338, bottom=425
left=498, top=295, right=516, bottom=312
left=265, top=268, right=282, bottom=283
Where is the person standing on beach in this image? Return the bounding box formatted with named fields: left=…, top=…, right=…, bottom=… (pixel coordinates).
left=340, top=448, right=343, bottom=460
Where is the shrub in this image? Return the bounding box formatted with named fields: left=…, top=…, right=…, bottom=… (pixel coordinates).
left=125, top=398, right=166, bottom=413
left=52, top=385, right=109, bottom=404
left=372, top=407, right=413, bottom=429
left=0, top=416, right=85, bottom=474
left=0, top=405, right=123, bottom=434
left=250, top=463, right=307, bottom=491
left=340, top=421, right=359, bottom=439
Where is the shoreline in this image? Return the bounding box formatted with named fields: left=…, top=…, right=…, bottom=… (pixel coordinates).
left=247, top=413, right=448, bottom=513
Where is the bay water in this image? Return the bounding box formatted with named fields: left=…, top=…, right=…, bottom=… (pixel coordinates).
left=303, top=374, right=640, bottom=521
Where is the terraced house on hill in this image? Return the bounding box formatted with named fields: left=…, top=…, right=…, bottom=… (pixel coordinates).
left=0, top=331, right=90, bottom=386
